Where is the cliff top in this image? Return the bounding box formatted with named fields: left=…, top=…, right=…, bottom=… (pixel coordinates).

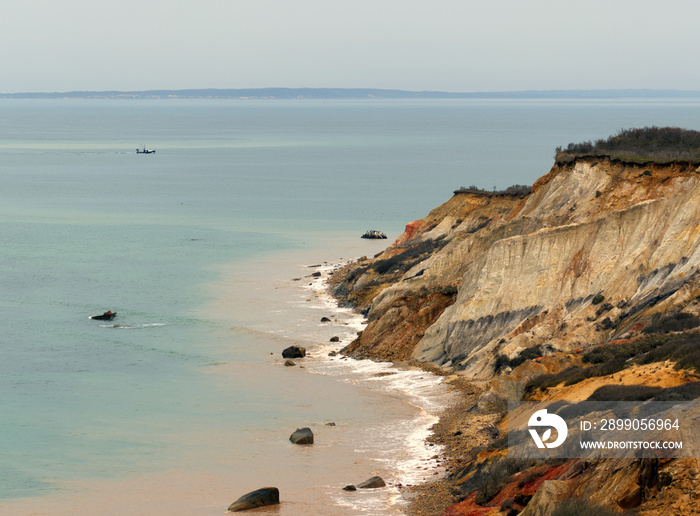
left=555, top=126, right=700, bottom=164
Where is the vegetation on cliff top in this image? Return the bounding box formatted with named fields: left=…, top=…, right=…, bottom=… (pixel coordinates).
left=453, top=184, right=531, bottom=197
left=555, top=126, right=700, bottom=163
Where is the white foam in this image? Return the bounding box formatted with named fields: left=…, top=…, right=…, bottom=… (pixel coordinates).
left=296, top=260, right=455, bottom=512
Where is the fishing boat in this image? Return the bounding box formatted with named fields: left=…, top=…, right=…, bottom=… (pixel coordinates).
left=136, top=145, right=155, bottom=154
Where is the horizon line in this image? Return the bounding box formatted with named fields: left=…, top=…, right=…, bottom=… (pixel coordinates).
left=2, top=87, right=700, bottom=99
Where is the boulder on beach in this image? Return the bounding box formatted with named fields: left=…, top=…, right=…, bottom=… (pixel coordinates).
left=227, top=487, right=279, bottom=512
left=357, top=476, right=386, bottom=489
left=284, top=360, right=296, bottom=367
left=289, top=427, right=314, bottom=445
left=321, top=317, right=331, bottom=322
left=343, top=485, right=357, bottom=491
left=330, top=336, right=340, bottom=342
left=281, top=346, right=306, bottom=359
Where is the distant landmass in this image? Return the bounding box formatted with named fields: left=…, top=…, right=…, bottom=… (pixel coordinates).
left=2, top=88, right=700, bottom=100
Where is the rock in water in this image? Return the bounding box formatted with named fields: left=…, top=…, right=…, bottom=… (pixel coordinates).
left=227, top=487, right=280, bottom=512
left=357, top=476, right=386, bottom=489
left=361, top=230, right=387, bottom=239
left=281, top=345, right=306, bottom=359
left=289, top=427, right=314, bottom=445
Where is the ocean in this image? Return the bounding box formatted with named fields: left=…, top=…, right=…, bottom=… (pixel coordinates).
left=1, top=98, right=699, bottom=515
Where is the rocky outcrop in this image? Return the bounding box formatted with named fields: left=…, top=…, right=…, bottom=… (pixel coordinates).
left=335, top=158, right=700, bottom=379
left=227, top=487, right=280, bottom=512
left=361, top=230, right=387, bottom=239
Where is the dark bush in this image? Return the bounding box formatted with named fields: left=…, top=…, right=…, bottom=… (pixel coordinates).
left=454, top=184, right=531, bottom=197
left=555, top=126, right=700, bottom=163
left=583, top=331, right=700, bottom=374
left=636, top=332, right=700, bottom=372
left=596, top=302, right=613, bottom=316
left=587, top=384, right=663, bottom=401
left=643, top=312, right=700, bottom=334
left=526, top=359, right=627, bottom=392
left=652, top=382, right=700, bottom=401
left=495, top=344, right=545, bottom=372
left=583, top=336, right=667, bottom=364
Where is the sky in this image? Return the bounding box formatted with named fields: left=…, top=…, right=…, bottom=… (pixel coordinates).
left=2, top=0, right=699, bottom=93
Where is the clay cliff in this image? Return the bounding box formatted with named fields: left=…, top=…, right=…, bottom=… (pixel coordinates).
left=336, top=157, right=700, bottom=376
left=331, top=149, right=700, bottom=515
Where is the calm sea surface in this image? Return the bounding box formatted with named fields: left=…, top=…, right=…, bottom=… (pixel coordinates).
left=1, top=98, right=699, bottom=515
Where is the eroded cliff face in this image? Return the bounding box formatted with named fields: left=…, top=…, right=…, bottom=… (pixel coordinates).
left=336, top=158, right=700, bottom=378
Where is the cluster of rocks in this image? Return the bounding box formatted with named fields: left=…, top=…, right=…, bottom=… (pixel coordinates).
left=361, top=229, right=387, bottom=239
left=281, top=345, right=305, bottom=367
left=343, top=475, right=387, bottom=491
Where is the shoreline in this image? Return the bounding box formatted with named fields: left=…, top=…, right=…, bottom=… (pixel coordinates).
left=316, top=259, right=484, bottom=515
left=306, top=260, right=458, bottom=513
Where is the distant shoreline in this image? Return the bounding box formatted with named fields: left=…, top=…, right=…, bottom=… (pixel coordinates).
left=3, top=87, right=700, bottom=100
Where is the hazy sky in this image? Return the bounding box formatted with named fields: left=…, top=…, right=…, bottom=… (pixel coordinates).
left=2, top=0, right=699, bottom=93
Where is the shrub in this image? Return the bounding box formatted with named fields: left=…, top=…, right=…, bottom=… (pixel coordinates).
left=652, top=381, right=700, bottom=401
left=592, top=294, right=605, bottom=305
left=643, top=312, right=700, bottom=334
left=555, top=126, right=700, bottom=163
left=583, top=336, right=667, bottom=364
left=526, top=359, right=627, bottom=392
left=587, top=384, right=663, bottom=401
left=495, top=345, right=545, bottom=372
left=583, top=331, right=700, bottom=374
left=636, top=332, right=700, bottom=371
left=453, top=184, right=531, bottom=197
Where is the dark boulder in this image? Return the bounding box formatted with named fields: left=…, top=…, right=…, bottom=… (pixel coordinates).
left=343, top=485, right=357, bottom=491
left=227, top=487, right=279, bottom=512
left=357, top=476, right=386, bottom=489
left=330, top=336, right=340, bottom=342
left=321, top=317, right=331, bottom=322
left=289, top=427, right=314, bottom=445
left=282, top=346, right=306, bottom=359
left=284, top=360, right=296, bottom=367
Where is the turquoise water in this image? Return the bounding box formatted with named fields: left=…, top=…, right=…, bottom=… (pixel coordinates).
left=1, top=98, right=700, bottom=514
